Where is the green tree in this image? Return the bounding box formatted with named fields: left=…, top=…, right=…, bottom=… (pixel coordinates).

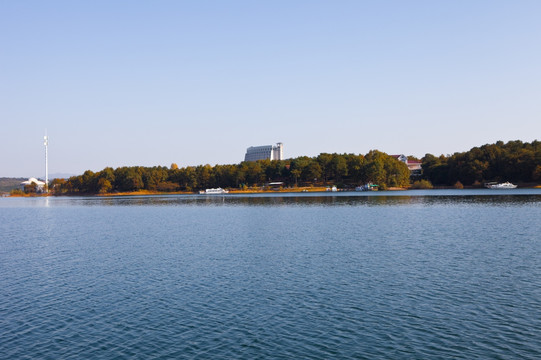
left=346, top=154, right=366, bottom=184
left=81, top=170, right=97, bottom=193
left=384, top=157, right=410, bottom=187
left=291, top=157, right=311, bottom=185
left=331, top=154, right=348, bottom=181
left=291, top=169, right=301, bottom=187
left=317, top=153, right=333, bottom=182
left=115, top=167, right=144, bottom=191
left=304, top=160, right=322, bottom=183
left=265, top=160, right=285, bottom=182
left=180, top=166, right=198, bottom=191
left=50, top=178, right=67, bottom=194
left=97, top=178, right=112, bottom=193
left=143, top=167, right=168, bottom=190
left=244, top=162, right=265, bottom=186
left=24, top=182, right=38, bottom=193
left=364, top=151, right=387, bottom=185
left=533, top=165, right=541, bottom=181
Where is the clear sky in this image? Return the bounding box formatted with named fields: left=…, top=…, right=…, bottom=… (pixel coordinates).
left=1, top=1, right=540, bottom=178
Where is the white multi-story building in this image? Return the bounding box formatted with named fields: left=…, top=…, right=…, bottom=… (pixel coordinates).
left=244, top=143, right=283, bottom=162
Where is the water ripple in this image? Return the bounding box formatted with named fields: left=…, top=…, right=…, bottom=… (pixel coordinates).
left=1, top=195, right=541, bottom=359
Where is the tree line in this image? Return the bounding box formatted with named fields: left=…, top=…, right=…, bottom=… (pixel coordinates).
left=422, top=140, right=541, bottom=186
left=51, top=150, right=411, bottom=194
left=44, top=140, right=541, bottom=195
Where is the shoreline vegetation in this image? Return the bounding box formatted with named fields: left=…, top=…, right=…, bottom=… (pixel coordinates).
left=6, top=184, right=541, bottom=198
left=5, top=140, right=541, bottom=197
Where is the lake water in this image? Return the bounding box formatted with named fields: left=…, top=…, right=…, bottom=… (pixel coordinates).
left=1, top=189, right=541, bottom=359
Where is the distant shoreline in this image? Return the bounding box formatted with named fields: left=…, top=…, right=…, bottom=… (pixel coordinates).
left=5, top=184, right=541, bottom=198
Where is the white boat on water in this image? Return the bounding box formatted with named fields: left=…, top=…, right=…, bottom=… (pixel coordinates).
left=200, top=188, right=229, bottom=194
left=487, top=182, right=517, bottom=189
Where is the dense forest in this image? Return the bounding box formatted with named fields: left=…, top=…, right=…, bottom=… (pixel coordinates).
left=422, top=140, right=541, bottom=186
left=51, top=150, right=411, bottom=194
left=26, top=140, right=541, bottom=195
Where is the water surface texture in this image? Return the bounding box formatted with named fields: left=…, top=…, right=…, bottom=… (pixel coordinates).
left=1, top=190, right=541, bottom=359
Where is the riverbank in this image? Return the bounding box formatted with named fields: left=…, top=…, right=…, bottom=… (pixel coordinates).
left=4, top=184, right=541, bottom=198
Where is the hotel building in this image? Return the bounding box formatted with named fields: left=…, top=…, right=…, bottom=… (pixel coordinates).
left=244, top=143, right=283, bottom=162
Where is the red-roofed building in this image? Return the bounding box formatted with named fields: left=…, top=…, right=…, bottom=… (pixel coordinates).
left=391, top=154, right=422, bottom=177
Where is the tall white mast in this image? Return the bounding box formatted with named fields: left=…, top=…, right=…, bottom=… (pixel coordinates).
left=44, top=132, right=49, bottom=193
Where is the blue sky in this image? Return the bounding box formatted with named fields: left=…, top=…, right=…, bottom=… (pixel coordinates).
left=1, top=1, right=540, bottom=177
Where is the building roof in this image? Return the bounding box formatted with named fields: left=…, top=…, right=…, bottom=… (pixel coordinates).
left=21, top=178, right=45, bottom=186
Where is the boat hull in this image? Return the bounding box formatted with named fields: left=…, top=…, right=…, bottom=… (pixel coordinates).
left=488, top=182, right=517, bottom=189
left=201, top=188, right=229, bottom=194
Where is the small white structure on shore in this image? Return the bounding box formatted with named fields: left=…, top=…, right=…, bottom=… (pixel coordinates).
left=20, top=178, right=46, bottom=192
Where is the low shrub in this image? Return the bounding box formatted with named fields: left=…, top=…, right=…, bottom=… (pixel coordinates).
left=410, top=180, right=433, bottom=189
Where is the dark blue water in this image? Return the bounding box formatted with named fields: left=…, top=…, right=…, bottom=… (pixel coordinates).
left=1, top=190, right=541, bottom=359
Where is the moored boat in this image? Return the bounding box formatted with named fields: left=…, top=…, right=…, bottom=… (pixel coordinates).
left=200, top=188, right=229, bottom=194
left=486, top=182, right=517, bottom=189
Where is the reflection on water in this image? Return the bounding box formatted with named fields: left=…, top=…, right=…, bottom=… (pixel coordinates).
left=2, top=189, right=541, bottom=208
left=34, top=189, right=541, bottom=207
